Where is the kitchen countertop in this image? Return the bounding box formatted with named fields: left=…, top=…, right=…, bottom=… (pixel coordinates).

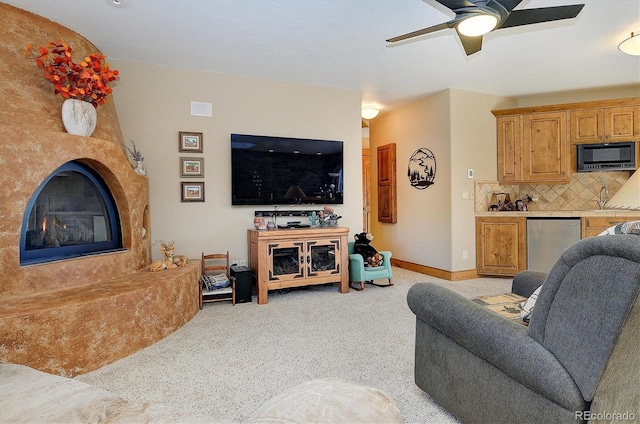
left=475, top=210, right=640, bottom=218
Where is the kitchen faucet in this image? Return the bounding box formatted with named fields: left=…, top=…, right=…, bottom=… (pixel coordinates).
left=597, top=186, right=609, bottom=210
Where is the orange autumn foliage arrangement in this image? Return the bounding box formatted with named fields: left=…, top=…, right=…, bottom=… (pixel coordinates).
left=25, top=39, right=119, bottom=108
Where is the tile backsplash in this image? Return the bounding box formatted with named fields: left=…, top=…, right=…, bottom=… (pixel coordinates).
left=475, top=172, right=631, bottom=212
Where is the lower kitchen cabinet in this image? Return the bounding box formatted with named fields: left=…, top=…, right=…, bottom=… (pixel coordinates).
left=581, top=215, right=640, bottom=238
left=476, top=217, right=527, bottom=276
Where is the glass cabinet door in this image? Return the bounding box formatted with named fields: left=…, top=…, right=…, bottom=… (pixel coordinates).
left=267, top=241, right=304, bottom=281
left=307, top=239, right=341, bottom=278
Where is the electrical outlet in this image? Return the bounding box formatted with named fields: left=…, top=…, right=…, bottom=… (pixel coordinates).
left=462, top=190, right=469, bottom=200
left=238, top=259, right=246, bottom=266
left=462, top=250, right=468, bottom=260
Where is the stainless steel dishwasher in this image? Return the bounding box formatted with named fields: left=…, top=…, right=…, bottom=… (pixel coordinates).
left=527, top=218, right=581, bottom=273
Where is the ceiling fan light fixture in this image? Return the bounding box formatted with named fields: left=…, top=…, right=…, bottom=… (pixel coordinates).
left=457, top=14, right=498, bottom=37
left=618, top=32, right=640, bottom=56
left=361, top=107, right=380, bottom=120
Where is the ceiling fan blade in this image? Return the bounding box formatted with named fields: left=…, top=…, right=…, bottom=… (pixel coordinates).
left=386, top=22, right=451, bottom=43
left=498, top=4, right=584, bottom=29
left=455, top=29, right=484, bottom=55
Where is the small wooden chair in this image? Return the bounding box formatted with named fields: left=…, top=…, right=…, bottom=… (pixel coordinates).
left=200, top=251, right=236, bottom=308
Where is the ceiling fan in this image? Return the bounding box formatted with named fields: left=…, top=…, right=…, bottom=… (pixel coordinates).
left=387, top=0, right=585, bottom=55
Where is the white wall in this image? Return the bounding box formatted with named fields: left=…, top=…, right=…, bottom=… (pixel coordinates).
left=370, top=89, right=512, bottom=272
left=449, top=90, right=515, bottom=270
left=111, top=60, right=362, bottom=262
left=370, top=90, right=453, bottom=270
left=516, top=84, right=640, bottom=107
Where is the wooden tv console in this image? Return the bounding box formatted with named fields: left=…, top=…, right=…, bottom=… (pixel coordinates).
left=247, top=227, right=349, bottom=304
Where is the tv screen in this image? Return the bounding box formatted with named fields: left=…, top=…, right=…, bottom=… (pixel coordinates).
left=231, top=134, right=343, bottom=206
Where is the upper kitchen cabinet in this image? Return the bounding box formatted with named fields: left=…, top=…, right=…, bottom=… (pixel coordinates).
left=571, top=105, right=640, bottom=144
left=522, top=111, right=569, bottom=183
left=494, top=97, right=640, bottom=184
left=497, top=115, right=521, bottom=183
left=495, top=111, right=569, bottom=184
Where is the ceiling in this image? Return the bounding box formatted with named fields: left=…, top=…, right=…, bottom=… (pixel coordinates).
left=5, top=0, right=640, bottom=113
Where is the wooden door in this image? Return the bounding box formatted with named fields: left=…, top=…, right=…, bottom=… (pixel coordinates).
left=522, top=111, right=569, bottom=183
left=497, top=115, right=522, bottom=182
left=377, top=143, right=397, bottom=223
left=362, top=149, right=371, bottom=232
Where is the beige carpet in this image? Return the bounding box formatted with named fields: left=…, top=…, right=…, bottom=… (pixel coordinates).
left=76, top=267, right=512, bottom=423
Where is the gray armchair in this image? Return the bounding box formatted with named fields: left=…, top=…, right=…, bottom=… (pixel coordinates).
left=407, top=234, right=640, bottom=424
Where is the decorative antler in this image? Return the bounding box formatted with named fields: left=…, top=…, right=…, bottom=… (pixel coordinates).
left=156, top=240, right=176, bottom=261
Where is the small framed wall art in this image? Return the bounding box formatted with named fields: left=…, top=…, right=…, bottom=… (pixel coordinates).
left=180, top=157, right=204, bottom=178
left=181, top=182, right=205, bottom=202
left=179, top=131, right=203, bottom=153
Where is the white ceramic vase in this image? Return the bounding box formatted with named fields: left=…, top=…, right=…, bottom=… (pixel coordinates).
left=61, top=98, right=97, bottom=136
left=134, top=160, right=148, bottom=176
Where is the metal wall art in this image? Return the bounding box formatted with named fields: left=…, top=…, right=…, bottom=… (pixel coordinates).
left=408, top=148, right=436, bottom=189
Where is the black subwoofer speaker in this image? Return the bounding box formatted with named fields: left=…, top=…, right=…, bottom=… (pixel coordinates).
left=230, top=265, right=253, bottom=303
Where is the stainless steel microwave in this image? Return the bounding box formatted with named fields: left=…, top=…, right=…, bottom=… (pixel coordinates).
left=577, top=142, right=636, bottom=172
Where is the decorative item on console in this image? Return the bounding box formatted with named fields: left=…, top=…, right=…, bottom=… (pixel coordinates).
left=488, top=193, right=532, bottom=211
left=125, top=140, right=147, bottom=176
left=253, top=217, right=267, bottom=230
left=148, top=240, right=189, bottom=271
left=309, top=211, right=319, bottom=227
left=24, top=39, right=119, bottom=136
left=319, top=206, right=341, bottom=227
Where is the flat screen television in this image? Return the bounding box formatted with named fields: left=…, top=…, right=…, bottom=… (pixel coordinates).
left=231, top=134, right=343, bottom=206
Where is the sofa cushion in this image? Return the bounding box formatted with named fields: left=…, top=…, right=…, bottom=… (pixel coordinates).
left=520, top=285, right=542, bottom=323
left=247, top=378, right=403, bottom=424
left=0, top=363, right=215, bottom=423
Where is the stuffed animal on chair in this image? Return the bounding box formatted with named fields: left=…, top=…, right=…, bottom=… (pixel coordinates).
left=353, top=232, right=384, bottom=267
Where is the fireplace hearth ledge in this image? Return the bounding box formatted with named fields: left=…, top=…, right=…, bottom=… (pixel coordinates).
left=0, top=262, right=200, bottom=377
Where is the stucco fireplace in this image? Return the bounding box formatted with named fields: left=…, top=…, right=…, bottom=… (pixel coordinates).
left=0, top=3, right=199, bottom=377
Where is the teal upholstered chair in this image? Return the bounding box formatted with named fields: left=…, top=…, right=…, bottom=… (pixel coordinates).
left=347, top=242, right=393, bottom=291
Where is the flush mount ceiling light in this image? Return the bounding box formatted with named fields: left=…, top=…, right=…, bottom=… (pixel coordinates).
left=457, top=14, right=498, bottom=37
left=361, top=107, right=380, bottom=120
left=618, top=32, right=640, bottom=56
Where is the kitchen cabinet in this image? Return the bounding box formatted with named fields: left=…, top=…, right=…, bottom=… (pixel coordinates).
left=247, top=227, right=349, bottom=304
left=496, top=112, right=569, bottom=183
left=581, top=215, right=640, bottom=238
left=494, top=97, right=640, bottom=183
left=571, top=106, right=640, bottom=144
left=497, top=115, right=521, bottom=183
left=522, top=111, right=569, bottom=183
left=476, top=217, right=527, bottom=276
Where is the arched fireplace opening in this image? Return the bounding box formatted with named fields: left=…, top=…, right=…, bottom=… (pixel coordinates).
left=20, top=161, right=123, bottom=265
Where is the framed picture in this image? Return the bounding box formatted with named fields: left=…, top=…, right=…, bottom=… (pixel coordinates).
left=179, top=131, right=203, bottom=153
left=181, top=182, right=205, bottom=202
left=180, top=157, right=204, bottom=178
